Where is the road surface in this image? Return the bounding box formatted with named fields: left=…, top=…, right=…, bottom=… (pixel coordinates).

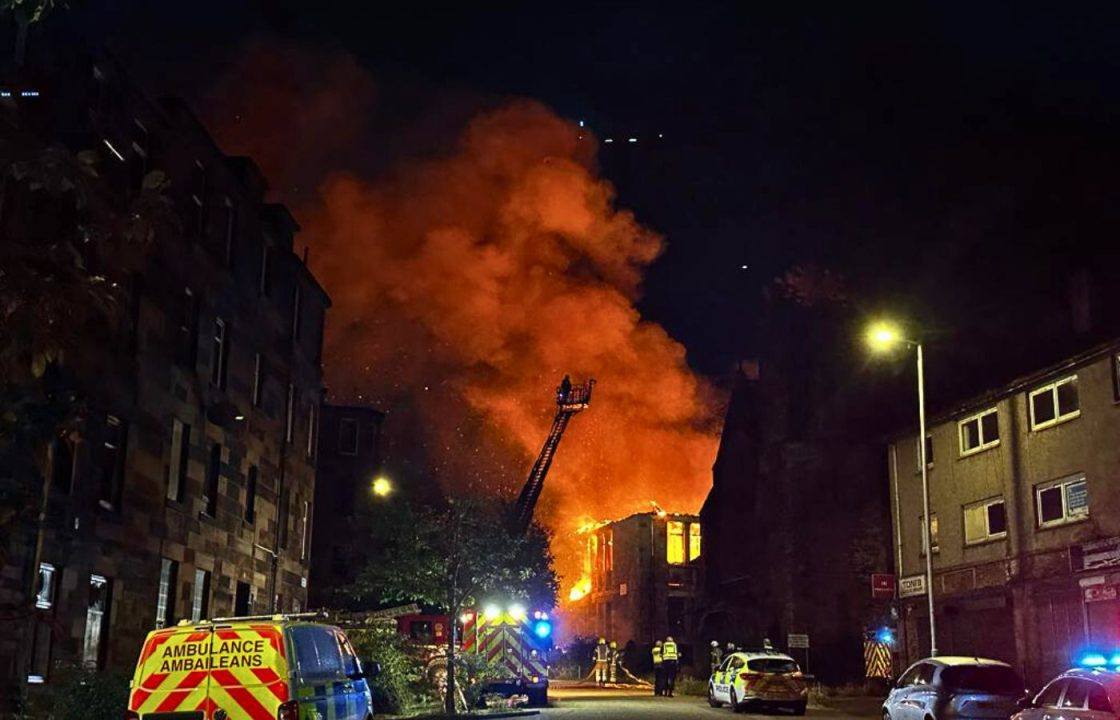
left=542, top=686, right=879, bottom=720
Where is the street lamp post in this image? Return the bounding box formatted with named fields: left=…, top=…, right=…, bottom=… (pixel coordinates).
left=867, top=321, right=937, bottom=657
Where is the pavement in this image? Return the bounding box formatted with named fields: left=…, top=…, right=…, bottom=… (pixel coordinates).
left=541, top=685, right=882, bottom=719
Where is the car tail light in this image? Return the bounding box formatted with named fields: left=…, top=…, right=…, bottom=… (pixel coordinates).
left=277, top=701, right=299, bottom=720
left=740, top=671, right=758, bottom=681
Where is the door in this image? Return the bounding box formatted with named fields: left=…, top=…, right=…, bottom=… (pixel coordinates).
left=1031, top=678, right=1068, bottom=720
left=724, top=656, right=745, bottom=701
left=128, top=627, right=213, bottom=718
left=336, top=629, right=372, bottom=720
left=713, top=656, right=734, bottom=701
left=892, top=663, right=935, bottom=720
left=291, top=625, right=352, bottom=719
left=1053, top=679, right=1098, bottom=720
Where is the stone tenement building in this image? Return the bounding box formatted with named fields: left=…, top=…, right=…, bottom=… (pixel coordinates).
left=0, top=54, right=329, bottom=690
left=890, top=339, right=1120, bottom=686
left=566, top=512, right=702, bottom=667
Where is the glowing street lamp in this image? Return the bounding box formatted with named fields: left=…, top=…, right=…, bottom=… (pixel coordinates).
left=371, top=476, right=393, bottom=497
left=865, top=319, right=938, bottom=657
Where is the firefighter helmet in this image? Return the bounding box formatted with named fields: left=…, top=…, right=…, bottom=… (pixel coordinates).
left=610, top=641, right=617, bottom=649
left=711, top=640, right=719, bottom=647
left=598, top=637, right=606, bottom=644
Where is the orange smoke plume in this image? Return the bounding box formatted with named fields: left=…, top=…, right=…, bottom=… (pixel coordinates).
left=203, top=42, right=720, bottom=596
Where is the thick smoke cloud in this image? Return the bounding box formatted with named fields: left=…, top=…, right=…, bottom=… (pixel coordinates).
left=202, top=41, right=719, bottom=594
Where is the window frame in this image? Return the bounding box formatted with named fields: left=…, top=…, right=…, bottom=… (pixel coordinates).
left=251, top=352, right=264, bottom=408
left=920, top=512, right=940, bottom=556
left=203, top=443, right=221, bottom=518
left=963, top=497, right=1008, bottom=545
left=958, top=408, right=1000, bottom=457
left=915, top=434, right=934, bottom=473
left=285, top=383, right=296, bottom=444
left=306, top=403, right=317, bottom=460
left=210, top=317, right=229, bottom=389
left=1111, top=352, right=1120, bottom=403
left=83, top=574, right=112, bottom=670
left=1036, top=474, right=1089, bottom=529
left=156, top=557, right=178, bottom=629
left=35, top=562, right=56, bottom=610
left=666, top=520, right=686, bottom=565
left=167, top=419, right=189, bottom=503
left=1028, top=375, right=1080, bottom=431
left=338, top=417, right=359, bottom=455
left=244, top=465, right=258, bottom=524
left=191, top=568, right=210, bottom=623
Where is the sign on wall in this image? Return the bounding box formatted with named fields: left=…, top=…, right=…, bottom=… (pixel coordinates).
left=1071, top=537, right=1120, bottom=573
left=788, top=633, right=810, bottom=649
left=899, top=574, right=927, bottom=598
left=871, top=573, right=895, bottom=599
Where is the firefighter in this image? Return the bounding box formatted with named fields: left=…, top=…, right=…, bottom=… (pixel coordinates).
left=558, top=375, right=572, bottom=403
left=608, top=640, right=620, bottom=684
left=651, top=640, right=664, bottom=696
left=661, top=636, right=680, bottom=698
left=726, top=641, right=737, bottom=655
left=593, top=637, right=610, bottom=687
left=709, top=640, right=723, bottom=676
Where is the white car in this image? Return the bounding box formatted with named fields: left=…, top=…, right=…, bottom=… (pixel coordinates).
left=709, top=651, right=809, bottom=714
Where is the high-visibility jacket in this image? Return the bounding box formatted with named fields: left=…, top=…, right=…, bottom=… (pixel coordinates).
left=595, top=643, right=610, bottom=662
left=662, top=641, right=679, bottom=661
left=651, top=645, right=663, bottom=666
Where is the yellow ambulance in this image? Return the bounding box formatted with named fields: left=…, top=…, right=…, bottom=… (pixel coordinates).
left=126, top=614, right=377, bottom=720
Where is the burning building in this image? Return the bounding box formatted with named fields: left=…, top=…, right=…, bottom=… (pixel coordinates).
left=565, top=510, right=703, bottom=668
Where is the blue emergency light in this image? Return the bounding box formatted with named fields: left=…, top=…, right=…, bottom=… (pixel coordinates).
left=532, top=619, right=553, bottom=639
left=876, top=628, right=895, bottom=645
left=1079, top=653, right=1108, bottom=668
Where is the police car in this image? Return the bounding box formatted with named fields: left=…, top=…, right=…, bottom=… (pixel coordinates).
left=1013, top=656, right=1120, bottom=720
left=708, top=651, right=809, bottom=714
left=127, top=613, right=379, bottom=720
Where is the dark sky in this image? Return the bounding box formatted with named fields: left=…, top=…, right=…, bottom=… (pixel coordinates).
left=39, top=1, right=1120, bottom=385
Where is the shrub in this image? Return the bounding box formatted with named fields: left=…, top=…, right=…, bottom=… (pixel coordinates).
left=42, top=665, right=130, bottom=720
left=346, top=624, right=425, bottom=715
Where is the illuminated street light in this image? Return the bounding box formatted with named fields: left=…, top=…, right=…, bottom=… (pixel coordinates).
left=371, top=476, right=393, bottom=497
left=865, top=319, right=937, bottom=657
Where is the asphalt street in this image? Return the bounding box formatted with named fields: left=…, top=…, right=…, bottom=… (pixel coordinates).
left=543, top=686, right=877, bottom=720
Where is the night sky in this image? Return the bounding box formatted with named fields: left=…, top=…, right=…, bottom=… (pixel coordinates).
left=34, top=0, right=1120, bottom=391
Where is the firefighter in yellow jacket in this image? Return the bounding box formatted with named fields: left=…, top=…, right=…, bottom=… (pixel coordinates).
left=593, top=637, right=610, bottom=686
left=661, top=636, right=680, bottom=697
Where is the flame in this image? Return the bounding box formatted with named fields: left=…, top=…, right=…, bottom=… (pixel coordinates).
left=568, top=577, right=592, bottom=602
left=201, top=41, right=721, bottom=598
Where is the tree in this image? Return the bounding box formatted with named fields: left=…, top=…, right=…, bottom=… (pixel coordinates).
left=349, top=496, right=558, bottom=715
left=1, top=0, right=69, bottom=66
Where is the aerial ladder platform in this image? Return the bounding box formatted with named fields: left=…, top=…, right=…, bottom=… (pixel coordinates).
left=511, top=375, right=595, bottom=534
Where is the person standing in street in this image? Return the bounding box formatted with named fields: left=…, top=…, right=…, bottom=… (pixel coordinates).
left=661, top=636, right=680, bottom=698
left=709, top=640, right=723, bottom=676
left=608, top=641, right=619, bottom=684
left=593, top=638, right=610, bottom=686
left=651, top=640, right=664, bottom=696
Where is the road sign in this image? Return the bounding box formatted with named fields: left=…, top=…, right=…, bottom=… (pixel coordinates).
left=899, top=574, right=927, bottom=598
left=871, top=573, right=895, bottom=599
left=788, top=633, right=810, bottom=649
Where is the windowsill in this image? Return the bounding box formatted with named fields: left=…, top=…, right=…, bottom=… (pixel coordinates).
left=1030, top=411, right=1081, bottom=432
left=199, top=511, right=218, bottom=523
left=964, top=533, right=1008, bottom=547
left=959, top=441, right=1000, bottom=459
left=1037, top=514, right=1089, bottom=531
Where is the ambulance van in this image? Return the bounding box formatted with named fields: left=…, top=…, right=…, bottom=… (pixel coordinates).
left=126, top=614, right=378, bottom=720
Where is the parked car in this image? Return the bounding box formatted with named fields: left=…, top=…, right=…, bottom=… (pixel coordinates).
left=884, top=657, right=1028, bottom=720
left=127, top=613, right=380, bottom=720
left=1013, top=665, right=1120, bottom=720
left=708, top=651, right=809, bottom=714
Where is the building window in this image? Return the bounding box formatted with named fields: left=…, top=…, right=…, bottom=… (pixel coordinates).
left=97, top=415, right=127, bottom=511
left=189, top=160, right=206, bottom=238
left=203, top=444, right=221, bottom=517
left=234, top=581, right=251, bottom=616
left=1112, top=352, right=1120, bottom=403
left=210, top=318, right=229, bottom=389
left=35, top=563, right=56, bottom=610
left=292, top=284, right=302, bottom=340
left=1037, top=474, right=1089, bottom=528
left=245, top=465, right=258, bottom=524
left=168, top=419, right=189, bottom=503
left=920, top=513, right=940, bottom=555
left=285, top=383, right=296, bottom=444
left=964, top=498, right=1008, bottom=545
left=959, top=408, right=1000, bottom=456
left=252, top=353, right=264, bottom=408
left=306, top=403, right=317, bottom=459
left=1029, top=375, right=1080, bottom=430
left=338, top=418, right=359, bottom=455
left=915, top=434, right=933, bottom=472
left=689, top=523, right=702, bottom=561
left=156, top=558, right=178, bottom=628
left=191, top=569, right=210, bottom=622
left=50, top=434, right=74, bottom=494
left=667, top=521, right=685, bottom=565
left=223, top=197, right=237, bottom=268
left=83, top=574, right=111, bottom=669
left=177, top=288, right=200, bottom=368
left=259, top=244, right=272, bottom=296
left=300, top=500, right=311, bottom=561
